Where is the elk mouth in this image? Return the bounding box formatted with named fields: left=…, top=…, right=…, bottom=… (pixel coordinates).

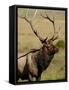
left=55, top=47, right=59, bottom=53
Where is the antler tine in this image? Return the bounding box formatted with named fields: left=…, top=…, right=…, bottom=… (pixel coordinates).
left=40, top=12, right=54, bottom=24
left=18, top=9, right=44, bottom=43
left=25, top=9, right=29, bottom=18
left=52, top=24, right=61, bottom=41
left=32, top=9, right=37, bottom=20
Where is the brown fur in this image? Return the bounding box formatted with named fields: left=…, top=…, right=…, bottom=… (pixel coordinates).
left=17, top=44, right=58, bottom=81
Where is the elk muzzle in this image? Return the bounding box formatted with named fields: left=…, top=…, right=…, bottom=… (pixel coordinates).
left=54, top=47, right=59, bottom=53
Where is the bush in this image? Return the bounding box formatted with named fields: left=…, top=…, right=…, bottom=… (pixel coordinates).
left=55, top=40, right=65, bottom=49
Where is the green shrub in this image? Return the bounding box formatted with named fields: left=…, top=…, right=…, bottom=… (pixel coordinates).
left=55, top=40, right=65, bottom=49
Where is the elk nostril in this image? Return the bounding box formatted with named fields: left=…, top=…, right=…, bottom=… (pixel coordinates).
left=56, top=48, right=59, bottom=52
left=55, top=48, right=59, bottom=53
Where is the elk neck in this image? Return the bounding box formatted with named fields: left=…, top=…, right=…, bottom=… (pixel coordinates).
left=35, top=46, right=54, bottom=72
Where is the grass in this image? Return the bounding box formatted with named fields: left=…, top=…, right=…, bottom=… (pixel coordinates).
left=17, top=11, right=65, bottom=81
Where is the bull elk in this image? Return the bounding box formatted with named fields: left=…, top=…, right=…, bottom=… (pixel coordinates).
left=17, top=10, right=60, bottom=81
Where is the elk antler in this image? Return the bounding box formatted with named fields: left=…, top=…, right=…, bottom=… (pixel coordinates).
left=40, top=12, right=60, bottom=42
left=18, top=10, right=44, bottom=43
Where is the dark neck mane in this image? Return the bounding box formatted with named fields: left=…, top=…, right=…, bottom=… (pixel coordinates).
left=36, top=47, right=54, bottom=73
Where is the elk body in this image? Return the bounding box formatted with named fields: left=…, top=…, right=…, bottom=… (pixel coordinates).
left=17, top=10, right=60, bottom=81
left=17, top=43, right=58, bottom=81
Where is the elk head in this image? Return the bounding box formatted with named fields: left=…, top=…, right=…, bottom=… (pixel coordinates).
left=41, top=39, right=59, bottom=56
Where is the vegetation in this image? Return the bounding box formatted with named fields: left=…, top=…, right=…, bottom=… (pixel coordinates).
left=55, top=40, right=65, bottom=49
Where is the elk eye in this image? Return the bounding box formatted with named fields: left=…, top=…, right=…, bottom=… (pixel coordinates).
left=47, top=44, right=50, bottom=47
